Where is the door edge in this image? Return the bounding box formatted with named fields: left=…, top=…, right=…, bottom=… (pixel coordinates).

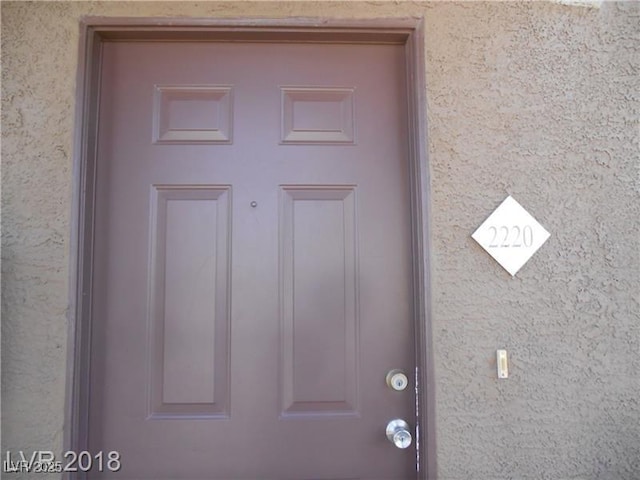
left=64, top=17, right=436, bottom=480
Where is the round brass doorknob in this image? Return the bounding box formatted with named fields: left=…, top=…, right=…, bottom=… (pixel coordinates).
left=386, top=419, right=412, bottom=449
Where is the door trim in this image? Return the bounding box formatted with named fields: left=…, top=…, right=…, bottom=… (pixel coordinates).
left=65, top=17, right=436, bottom=479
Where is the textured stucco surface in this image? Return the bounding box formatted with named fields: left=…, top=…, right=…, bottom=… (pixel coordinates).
left=2, top=1, right=639, bottom=479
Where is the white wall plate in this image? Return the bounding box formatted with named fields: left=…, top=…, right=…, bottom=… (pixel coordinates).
left=472, top=196, right=550, bottom=277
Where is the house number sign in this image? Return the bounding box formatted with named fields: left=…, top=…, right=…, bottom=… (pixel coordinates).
left=472, top=196, right=550, bottom=276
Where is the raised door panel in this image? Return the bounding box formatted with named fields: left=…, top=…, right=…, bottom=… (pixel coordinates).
left=153, top=85, right=233, bottom=144
left=148, top=185, right=231, bottom=418
left=280, top=186, right=358, bottom=416
left=281, top=87, right=355, bottom=144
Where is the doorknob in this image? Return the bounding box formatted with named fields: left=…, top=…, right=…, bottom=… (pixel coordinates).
left=386, top=419, right=412, bottom=449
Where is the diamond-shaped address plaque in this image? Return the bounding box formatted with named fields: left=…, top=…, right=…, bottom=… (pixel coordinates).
left=472, top=196, right=550, bottom=277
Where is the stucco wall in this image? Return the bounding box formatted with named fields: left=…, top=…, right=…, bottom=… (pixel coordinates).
left=2, top=1, right=638, bottom=479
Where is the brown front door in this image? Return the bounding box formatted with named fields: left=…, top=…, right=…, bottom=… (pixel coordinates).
left=90, top=39, right=415, bottom=479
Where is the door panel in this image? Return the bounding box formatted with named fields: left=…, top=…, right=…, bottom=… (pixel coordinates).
left=149, top=185, right=230, bottom=417
left=281, top=186, right=358, bottom=416
left=90, top=41, right=414, bottom=479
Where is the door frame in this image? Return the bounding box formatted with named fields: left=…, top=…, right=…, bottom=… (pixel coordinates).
left=65, top=16, right=436, bottom=479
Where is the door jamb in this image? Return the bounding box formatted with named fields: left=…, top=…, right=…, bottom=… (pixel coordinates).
left=65, top=17, right=436, bottom=479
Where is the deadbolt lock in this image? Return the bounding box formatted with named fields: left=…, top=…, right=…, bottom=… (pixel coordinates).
left=386, top=369, right=409, bottom=391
